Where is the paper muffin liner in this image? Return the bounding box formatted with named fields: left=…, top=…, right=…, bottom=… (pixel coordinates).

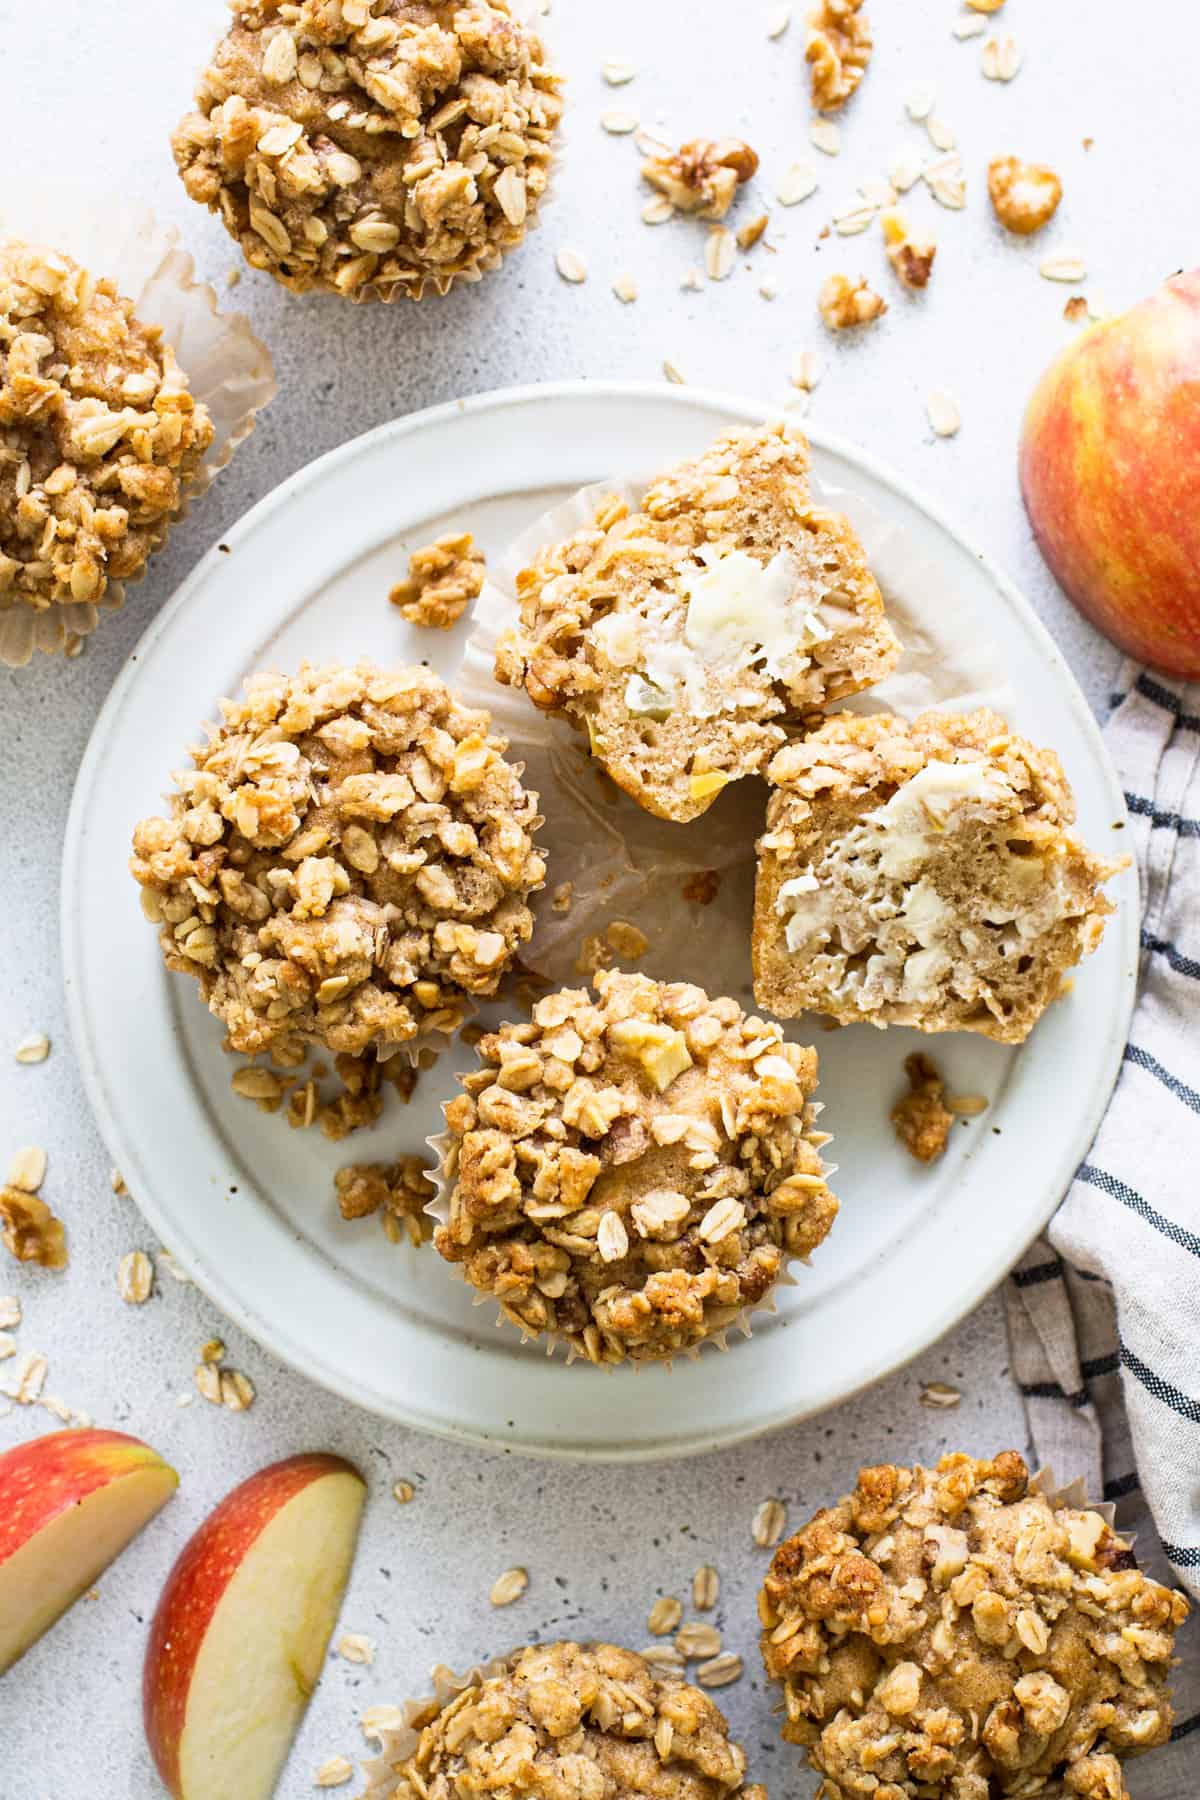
left=1029, top=1465, right=1119, bottom=1531
left=455, top=449, right=1015, bottom=1002
left=422, top=1118, right=817, bottom=1371
left=360, top=1654, right=518, bottom=1800
left=0, top=187, right=275, bottom=667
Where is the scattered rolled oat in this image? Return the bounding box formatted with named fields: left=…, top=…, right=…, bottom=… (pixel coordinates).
left=809, top=119, right=842, bottom=156
left=600, top=108, right=639, bottom=135
left=641, top=139, right=759, bottom=220
left=648, top=1595, right=684, bottom=1636
left=892, top=1052, right=955, bottom=1162
left=201, top=1338, right=226, bottom=1364
left=361, top=1704, right=407, bottom=1741
left=888, top=148, right=923, bottom=194
left=393, top=1479, right=415, bottom=1504
left=923, top=151, right=967, bottom=210
left=753, top=1497, right=788, bottom=1547
left=194, top=1363, right=222, bottom=1404
left=946, top=1091, right=989, bottom=1116
left=663, top=358, right=687, bottom=385
left=988, top=156, right=1063, bottom=235
left=881, top=209, right=937, bottom=289
left=818, top=273, right=887, bottom=329
left=117, top=1250, right=154, bottom=1305
left=693, top=1565, right=720, bottom=1610
left=641, top=195, right=675, bottom=225
left=612, top=273, right=638, bottom=304
left=12, top=1351, right=48, bottom=1405
left=641, top=1642, right=686, bottom=1673
left=389, top=533, right=486, bottom=630
left=791, top=349, right=823, bottom=391
left=905, top=80, right=937, bottom=122
left=925, top=115, right=956, bottom=152
left=172, top=2, right=563, bottom=301
left=335, top=1159, right=435, bottom=1246
left=490, top=1566, right=529, bottom=1607
left=0, top=1297, right=20, bottom=1329
left=681, top=268, right=705, bottom=292
left=556, top=247, right=588, bottom=284
left=736, top=214, right=769, bottom=252
left=807, top=0, right=872, bottom=112
left=13, top=1034, right=50, bottom=1066
left=602, top=58, right=636, bottom=85
left=920, top=1379, right=963, bottom=1408
left=981, top=32, right=1022, bottom=80
left=776, top=162, right=819, bottom=206
left=697, top=1652, right=743, bottom=1688
left=7, top=1147, right=46, bottom=1194
left=336, top=1631, right=375, bottom=1665
left=952, top=13, right=987, bottom=36
left=220, top=1368, right=256, bottom=1411
left=767, top=5, right=792, bottom=38
left=832, top=200, right=876, bottom=237
left=0, top=1333, right=15, bottom=1361
left=676, top=1621, right=722, bottom=1660
left=705, top=227, right=737, bottom=282
left=1040, top=250, right=1087, bottom=284
left=926, top=390, right=962, bottom=440
left=314, top=1755, right=354, bottom=1788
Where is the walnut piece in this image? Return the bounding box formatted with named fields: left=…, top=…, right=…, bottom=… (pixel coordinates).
left=389, top=532, right=485, bottom=630
left=172, top=0, right=564, bottom=301
left=0, top=239, right=213, bottom=663
left=891, top=1052, right=953, bottom=1163
left=387, top=1643, right=765, bottom=1800
left=881, top=208, right=937, bottom=289
left=435, top=969, right=838, bottom=1363
left=641, top=138, right=759, bottom=220
left=130, top=663, right=545, bottom=1064
left=807, top=0, right=873, bottom=112
left=335, top=1155, right=435, bottom=1244
left=760, top=1452, right=1189, bottom=1800
left=988, top=156, right=1063, bottom=235
left=818, top=273, right=887, bottom=329
left=0, top=1185, right=67, bottom=1269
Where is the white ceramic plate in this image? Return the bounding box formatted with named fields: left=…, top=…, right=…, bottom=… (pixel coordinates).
left=63, top=382, right=1137, bottom=1461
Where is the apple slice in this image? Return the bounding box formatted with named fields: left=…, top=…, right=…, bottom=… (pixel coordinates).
left=0, top=1426, right=178, bottom=1676
left=144, top=1451, right=367, bottom=1800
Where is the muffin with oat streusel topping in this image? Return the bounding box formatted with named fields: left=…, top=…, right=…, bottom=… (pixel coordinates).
left=362, top=1642, right=766, bottom=1800
left=171, top=0, right=563, bottom=301
left=759, top=1451, right=1189, bottom=1800
left=130, top=663, right=544, bottom=1063
left=434, top=969, right=837, bottom=1363
left=0, top=238, right=213, bottom=665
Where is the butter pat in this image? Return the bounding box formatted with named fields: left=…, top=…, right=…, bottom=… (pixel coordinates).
left=680, top=546, right=828, bottom=674
left=868, top=760, right=1003, bottom=880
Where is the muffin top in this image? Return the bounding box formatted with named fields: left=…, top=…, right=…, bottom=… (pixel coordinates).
left=0, top=238, right=212, bottom=661
left=759, top=1451, right=1189, bottom=1800
left=435, top=969, right=838, bottom=1362
left=370, top=1642, right=765, bottom=1800
left=172, top=0, right=563, bottom=300
left=130, top=662, right=545, bottom=1062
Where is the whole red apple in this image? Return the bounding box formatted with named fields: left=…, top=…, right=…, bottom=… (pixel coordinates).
left=1020, top=269, right=1200, bottom=678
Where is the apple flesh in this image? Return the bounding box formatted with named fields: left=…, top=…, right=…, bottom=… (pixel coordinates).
left=0, top=1427, right=178, bottom=1675
left=144, top=1451, right=366, bottom=1800
left=1020, top=268, right=1200, bottom=678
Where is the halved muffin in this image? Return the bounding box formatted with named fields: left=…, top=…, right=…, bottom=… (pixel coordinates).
left=494, top=421, right=900, bottom=822
left=752, top=709, right=1125, bottom=1043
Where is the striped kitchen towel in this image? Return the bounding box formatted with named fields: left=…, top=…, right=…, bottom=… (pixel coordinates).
left=1004, top=664, right=1199, bottom=1790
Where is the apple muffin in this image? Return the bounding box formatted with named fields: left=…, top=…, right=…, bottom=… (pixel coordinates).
left=759, top=1450, right=1189, bottom=1800
left=0, top=237, right=213, bottom=660
left=364, top=1642, right=766, bottom=1800
left=171, top=0, right=563, bottom=302
left=434, top=969, right=838, bottom=1363
left=493, top=421, right=900, bottom=823
left=130, top=663, right=545, bottom=1062
left=753, top=709, right=1125, bottom=1043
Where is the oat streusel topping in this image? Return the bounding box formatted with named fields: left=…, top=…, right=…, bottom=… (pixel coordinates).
left=818, top=273, right=887, bottom=330
left=172, top=0, right=564, bottom=300
left=435, top=969, right=838, bottom=1363
left=0, top=239, right=213, bottom=652
left=390, top=530, right=485, bottom=628
left=807, top=0, right=873, bottom=113
left=640, top=138, right=760, bottom=220
left=130, top=662, right=545, bottom=1062
left=759, top=1452, right=1189, bottom=1800
left=891, top=1052, right=953, bottom=1164
left=988, top=156, right=1063, bottom=236
left=377, top=1643, right=766, bottom=1800
left=335, top=1155, right=435, bottom=1242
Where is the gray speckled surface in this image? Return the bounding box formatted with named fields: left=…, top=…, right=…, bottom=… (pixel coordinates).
left=1, top=1, right=1196, bottom=1795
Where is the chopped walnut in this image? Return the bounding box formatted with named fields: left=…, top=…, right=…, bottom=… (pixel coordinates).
left=641, top=138, right=759, bottom=220
left=130, top=663, right=546, bottom=1064
left=381, top=1643, right=765, bottom=1800
left=881, top=208, right=937, bottom=288
left=171, top=1, right=564, bottom=301
left=435, top=970, right=837, bottom=1362
left=389, top=532, right=486, bottom=630
left=760, top=1452, right=1189, bottom=1800
left=0, top=1186, right=67, bottom=1269
left=806, top=0, right=873, bottom=112
left=335, top=1156, right=435, bottom=1245
left=818, top=273, right=887, bottom=329
left=891, top=1052, right=954, bottom=1163
left=0, top=240, right=213, bottom=665
left=988, top=156, right=1063, bottom=235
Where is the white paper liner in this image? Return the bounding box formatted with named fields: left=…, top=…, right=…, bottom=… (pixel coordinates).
left=456, top=457, right=1016, bottom=1000
left=1029, top=1465, right=1119, bottom=1532
left=360, top=1655, right=517, bottom=1799
left=0, top=186, right=275, bottom=667
left=421, top=1121, right=809, bottom=1371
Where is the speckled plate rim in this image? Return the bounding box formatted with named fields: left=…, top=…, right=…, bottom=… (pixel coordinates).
left=61, top=380, right=1138, bottom=1462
